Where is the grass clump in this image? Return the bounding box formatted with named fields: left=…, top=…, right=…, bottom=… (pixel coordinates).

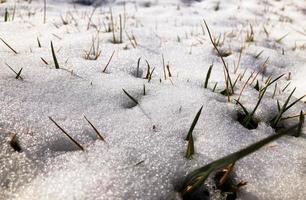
left=84, top=35, right=101, bottom=60
left=109, top=8, right=123, bottom=44
left=180, top=123, right=300, bottom=198
left=245, top=24, right=254, bottom=42
left=236, top=74, right=284, bottom=129
left=270, top=88, right=305, bottom=128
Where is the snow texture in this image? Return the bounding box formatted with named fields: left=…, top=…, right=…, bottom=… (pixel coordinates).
left=0, top=0, right=306, bottom=200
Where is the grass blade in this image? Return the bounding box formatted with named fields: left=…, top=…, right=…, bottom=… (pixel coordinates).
left=122, top=89, right=138, bottom=105
left=102, top=50, right=115, bottom=73
left=0, top=37, right=18, bottom=54
left=235, top=100, right=249, bottom=116
left=49, top=117, right=84, bottom=151
left=136, top=57, right=141, bottom=77
left=204, top=64, right=213, bottom=88
left=181, top=123, right=299, bottom=196
left=293, top=111, right=304, bottom=137
left=51, top=41, right=60, bottom=69
left=5, top=63, right=23, bottom=80
left=84, top=115, right=106, bottom=142
left=37, top=37, right=41, bottom=48
left=185, top=134, right=195, bottom=159
left=185, top=106, right=203, bottom=141
left=212, top=82, right=218, bottom=92
left=15, top=68, right=23, bottom=79
left=271, top=88, right=296, bottom=128
left=204, top=20, right=234, bottom=94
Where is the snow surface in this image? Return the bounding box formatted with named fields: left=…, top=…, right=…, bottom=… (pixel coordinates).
left=0, top=0, right=306, bottom=199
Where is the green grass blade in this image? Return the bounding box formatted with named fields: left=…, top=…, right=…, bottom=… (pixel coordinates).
left=283, top=94, right=306, bottom=113
left=277, top=100, right=281, bottom=112
left=185, top=106, right=203, bottom=141
left=271, top=88, right=296, bottom=127
left=235, top=100, right=249, bottom=116
left=293, top=111, right=304, bottom=137
left=181, top=124, right=299, bottom=196
left=185, top=134, right=195, bottom=159
left=244, top=74, right=284, bottom=128
left=204, top=64, right=213, bottom=88
left=260, top=74, right=284, bottom=92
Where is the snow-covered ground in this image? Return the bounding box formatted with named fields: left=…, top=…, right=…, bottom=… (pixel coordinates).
left=0, top=0, right=306, bottom=199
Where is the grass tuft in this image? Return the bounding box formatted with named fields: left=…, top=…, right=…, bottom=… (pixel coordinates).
left=236, top=74, right=284, bottom=129
left=270, top=88, right=306, bottom=128
left=181, top=123, right=299, bottom=197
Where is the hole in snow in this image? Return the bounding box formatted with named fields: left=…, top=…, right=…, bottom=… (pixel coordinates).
left=48, top=137, right=82, bottom=152
left=236, top=112, right=259, bottom=130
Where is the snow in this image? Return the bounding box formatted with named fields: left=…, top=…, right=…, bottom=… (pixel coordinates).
left=0, top=0, right=306, bottom=199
